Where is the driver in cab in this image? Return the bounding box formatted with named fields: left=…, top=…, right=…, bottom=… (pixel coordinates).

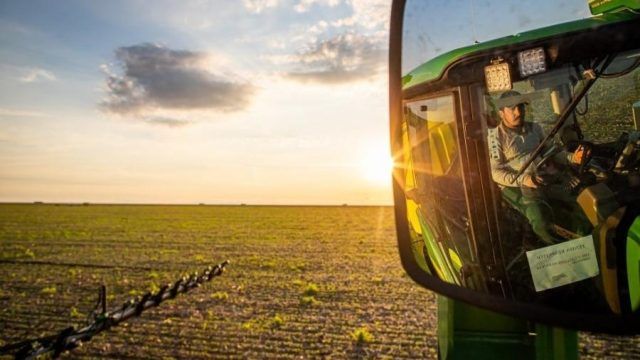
left=487, top=90, right=586, bottom=245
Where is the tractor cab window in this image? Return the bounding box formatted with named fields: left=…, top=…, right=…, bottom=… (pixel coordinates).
left=579, top=50, right=640, bottom=143
left=474, top=48, right=640, bottom=309
left=402, top=94, right=478, bottom=289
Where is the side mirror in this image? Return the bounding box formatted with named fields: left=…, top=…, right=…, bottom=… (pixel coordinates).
left=389, top=0, right=640, bottom=333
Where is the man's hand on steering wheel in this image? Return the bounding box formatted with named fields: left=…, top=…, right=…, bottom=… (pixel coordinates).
left=523, top=173, right=543, bottom=188
left=571, top=142, right=594, bottom=173
left=530, top=144, right=563, bottom=187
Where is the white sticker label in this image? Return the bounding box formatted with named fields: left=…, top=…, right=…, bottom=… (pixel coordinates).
left=526, top=235, right=599, bottom=292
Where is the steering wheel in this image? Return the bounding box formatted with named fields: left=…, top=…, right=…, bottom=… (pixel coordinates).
left=531, top=144, right=563, bottom=186
left=532, top=141, right=596, bottom=191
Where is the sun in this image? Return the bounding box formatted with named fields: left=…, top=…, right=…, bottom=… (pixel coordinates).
left=359, top=147, right=394, bottom=186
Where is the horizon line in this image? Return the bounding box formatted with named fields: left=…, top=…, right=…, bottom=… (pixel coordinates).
left=0, top=201, right=394, bottom=207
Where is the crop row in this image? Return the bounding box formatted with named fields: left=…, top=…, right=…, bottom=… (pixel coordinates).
left=1, top=204, right=639, bottom=359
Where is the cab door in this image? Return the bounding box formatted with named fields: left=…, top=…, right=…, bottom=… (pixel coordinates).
left=401, top=89, right=506, bottom=294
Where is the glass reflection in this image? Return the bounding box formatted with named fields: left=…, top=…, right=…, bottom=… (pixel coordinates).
left=403, top=95, right=472, bottom=286
left=475, top=50, right=640, bottom=313
left=402, top=0, right=590, bottom=75
left=400, top=0, right=640, bottom=315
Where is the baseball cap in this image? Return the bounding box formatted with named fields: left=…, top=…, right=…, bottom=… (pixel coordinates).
left=495, top=90, right=530, bottom=109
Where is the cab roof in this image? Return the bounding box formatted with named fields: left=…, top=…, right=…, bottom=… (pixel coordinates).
left=402, top=10, right=638, bottom=90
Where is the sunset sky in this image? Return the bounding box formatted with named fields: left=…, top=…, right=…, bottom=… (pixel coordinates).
left=0, top=0, right=392, bottom=205
left=0, top=0, right=592, bottom=205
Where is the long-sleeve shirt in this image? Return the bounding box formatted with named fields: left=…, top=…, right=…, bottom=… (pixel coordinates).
left=487, top=121, right=546, bottom=187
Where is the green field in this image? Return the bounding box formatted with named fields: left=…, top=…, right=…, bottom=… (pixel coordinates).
left=1, top=204, right=638, bottom=358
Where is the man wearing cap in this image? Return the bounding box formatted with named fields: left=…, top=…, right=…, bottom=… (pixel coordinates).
left=487, top=90, right=584, bottom=244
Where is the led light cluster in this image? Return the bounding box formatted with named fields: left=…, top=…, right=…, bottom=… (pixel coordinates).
left=484, top=62, right=512, bottom=93
left=518, top=47, right=546, bottom=77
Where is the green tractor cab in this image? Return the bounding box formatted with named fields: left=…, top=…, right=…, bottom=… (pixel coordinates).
left=393, top=1, right=640, bottom=330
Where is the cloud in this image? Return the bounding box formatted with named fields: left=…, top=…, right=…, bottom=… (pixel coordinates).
left=19, top=68, right=56, bottom=83
left=294, top=0, right=341, bottom=13
left=330, top=17, right=356, bottom=28
left=243, top=0, right=280, bottom=13
left=281, top=32, right=386, bottom=84
left=347, top=0, right=389, bottom=30
left=313, top=0, right=388, bottom=32
left=100, top=43, right=254, bottom=122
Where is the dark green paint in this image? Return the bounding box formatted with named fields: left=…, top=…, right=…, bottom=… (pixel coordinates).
left=437, top=297, right=578, bottom=359
left=627, top=216, right=640, bottom=311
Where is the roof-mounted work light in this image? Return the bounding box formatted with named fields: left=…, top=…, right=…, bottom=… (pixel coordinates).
left=484, top=58, right=512, bottom=93
left=518, top=47, right=546, bottom=77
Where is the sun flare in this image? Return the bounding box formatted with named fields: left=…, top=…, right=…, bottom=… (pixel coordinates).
left=359, top=148, right=394, bottom=186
